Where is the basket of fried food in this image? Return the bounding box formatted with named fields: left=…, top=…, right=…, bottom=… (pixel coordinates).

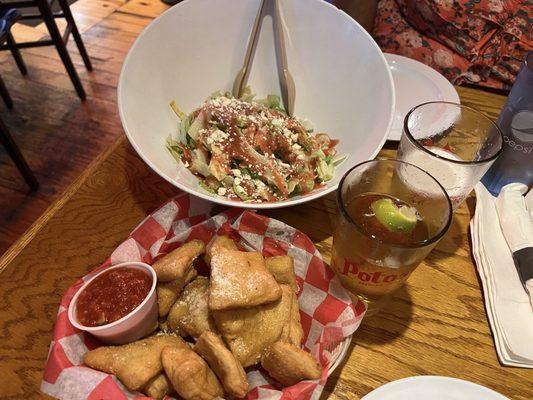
left=42, top=203, right=365, bottom=400
left=83, top=236, right=338, bottom=399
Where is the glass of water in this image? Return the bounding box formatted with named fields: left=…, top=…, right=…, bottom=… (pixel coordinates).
left=398, top=102, right=503, bottom=210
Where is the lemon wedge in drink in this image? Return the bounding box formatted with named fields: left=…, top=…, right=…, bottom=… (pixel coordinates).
left=370, top=198, right=418, bottom=233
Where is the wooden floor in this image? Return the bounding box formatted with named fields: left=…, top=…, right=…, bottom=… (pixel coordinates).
left=0, top=0, right=169, bottom=255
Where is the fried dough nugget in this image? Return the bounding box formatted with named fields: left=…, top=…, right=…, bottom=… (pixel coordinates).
left=157, top=268, right=198, bottom=317
left=265, top=256, right=299, bottom=293
left=168, top=277, right=218, bottom=338
left=153, top=240, right=205, bottom=282
left=162, top=346, right=223, bottom=400
left=205, top=235, right=238, bottom=265
left=143, top=373, right=171, bottom=400
left=212, top=284, right=293, bottom=367
left=280, top=286, right=303, bottom=346
left=194, top=332, right=248, bottom=398
left=261, top=341, right=321, bottom=386
left=159, top=319, right=171, bottom=333
left=83, top=335, right=187, bottom=392
left=209, top=250, right=282, bottom=310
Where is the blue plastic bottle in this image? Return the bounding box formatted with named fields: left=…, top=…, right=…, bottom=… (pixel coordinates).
left=482, top=52, right=533, bottom=196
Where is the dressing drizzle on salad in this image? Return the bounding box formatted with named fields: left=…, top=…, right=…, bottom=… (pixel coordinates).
left=167, top=90, right=345, bottom=202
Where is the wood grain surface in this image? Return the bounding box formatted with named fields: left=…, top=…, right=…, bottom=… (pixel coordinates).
left=0, top=0, right=159, bottom=254
left=2, top=85, right=531, bottom=399
left=1, top=1, right=532, bottom=398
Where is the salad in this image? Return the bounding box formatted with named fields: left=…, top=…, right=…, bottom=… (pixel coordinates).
left=166, top=90, right=345, bottom=202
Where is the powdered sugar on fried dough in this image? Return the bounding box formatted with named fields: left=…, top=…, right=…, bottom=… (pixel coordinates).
left=208, top=250, right=281, bottom=310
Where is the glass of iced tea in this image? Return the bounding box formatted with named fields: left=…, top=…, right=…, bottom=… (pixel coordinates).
left=331, top=159, right=452, bottom=315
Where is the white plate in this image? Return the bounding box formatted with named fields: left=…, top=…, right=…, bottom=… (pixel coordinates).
left=362, top=376, right=509, bottom=400
left=385, top=53, right=460, bottom=141
left=118, top=0, right=394, bottom=209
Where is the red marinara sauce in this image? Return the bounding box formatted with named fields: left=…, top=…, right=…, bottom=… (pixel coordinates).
left=76, top=267, right=152, bottom=327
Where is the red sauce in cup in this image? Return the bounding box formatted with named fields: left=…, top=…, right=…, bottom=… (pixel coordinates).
left=75, top=267, right=152, bottom=327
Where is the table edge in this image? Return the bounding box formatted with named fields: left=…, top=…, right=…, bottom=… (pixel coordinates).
left=0, top=135, right=128, bottom=273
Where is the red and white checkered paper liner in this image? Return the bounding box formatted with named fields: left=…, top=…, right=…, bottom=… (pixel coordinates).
left=41, top=192, right=366, bottom=400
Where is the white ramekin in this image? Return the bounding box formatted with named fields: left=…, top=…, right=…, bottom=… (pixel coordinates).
left=68, top=262, right=158, bottom=345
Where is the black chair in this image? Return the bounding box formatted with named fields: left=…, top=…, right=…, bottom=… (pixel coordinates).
left=0, top=116, right=38, bottom=190
left=0, top=8, right=38, bottom=190
left=0, top=0, right=92, bottom=100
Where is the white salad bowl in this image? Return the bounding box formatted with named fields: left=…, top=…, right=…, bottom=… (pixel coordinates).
left=118, top=0, right=394, bottom=209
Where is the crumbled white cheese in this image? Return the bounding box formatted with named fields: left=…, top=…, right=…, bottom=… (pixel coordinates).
left=219, top=96, right=232, bottom=106
left=260, top=112, right=269, bottom=123
left=232, top=169, right=242, bottom=177
left=234, top=177, right=242, bottom=186
left=291, top=133, right=299, bottom=142
left=254, top=179, right=266, bottom=189
left=217, top=187, right=227, bottom=196
left=211, top=129, right=229, bottom=143
left=292, top=143, right=301, bottom=151
left=271, top=118, right=283, bottom=127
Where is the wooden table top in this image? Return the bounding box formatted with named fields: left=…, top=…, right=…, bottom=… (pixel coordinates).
left=1, top=86, right=531, bottom=399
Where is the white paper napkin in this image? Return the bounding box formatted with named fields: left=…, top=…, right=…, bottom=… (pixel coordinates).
left=495, top=183, right=533, bottom=309
left=470, top=183, right=533, bottom=368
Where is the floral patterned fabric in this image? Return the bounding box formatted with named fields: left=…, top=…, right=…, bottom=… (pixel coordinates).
left=373, top=0, right=532, bottom=90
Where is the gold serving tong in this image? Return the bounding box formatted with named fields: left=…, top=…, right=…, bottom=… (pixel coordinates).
left=232, top=0, right=295, bottom=116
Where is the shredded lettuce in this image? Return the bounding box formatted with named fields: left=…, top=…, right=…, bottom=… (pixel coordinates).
left=190, top=149, right=210, bottom=177
left=233, top=183, right=251, bottom=201
left=239, top=86, right=255, bottom=102
left=208, top=158, right=227, bottom=181
left=166, top=137, right=184, bottom=163
left=240, top=167, right=259, bottom=179
left=298, top=117, right=314, bottom=133
left=198, top=180, right=215, bottom=195
left=186, top=134, right=196, bottom=149
left=331, top=154, right=347, bottom=167
left=315, top=153, right=346, bottom=182
left=188, top=114, right=203, bottom=141
left=209, top=90, right=232, bottom=99
left=287, top=180, right=299, bottom=195
left=314, top=149, right=342, bottom=182
left=303, top=180, right=315, bottom=192
left=317, top=158, right=334, bottom=182
left=256, top=94, right=284, bottom=111
left=209, top=91, right=223, bottom=99
left=169, top=100, right=186, bottom=120
left=179, top=114, right=192, bottom=142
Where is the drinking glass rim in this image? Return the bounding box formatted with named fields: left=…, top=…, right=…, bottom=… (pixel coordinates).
left=337, top=158, right=453, bottom=249
left=403, top=101, right=504, bottom=166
